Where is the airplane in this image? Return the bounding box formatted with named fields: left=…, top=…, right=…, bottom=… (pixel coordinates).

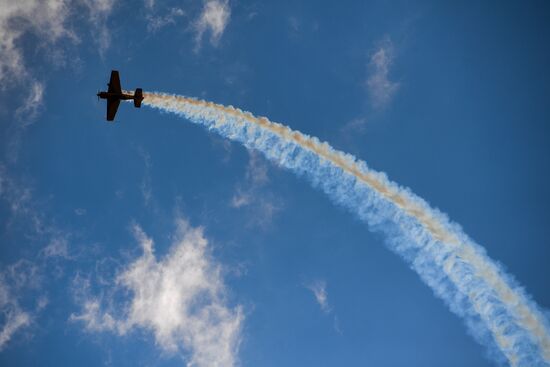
left=97, top=70, right=144, bottom=121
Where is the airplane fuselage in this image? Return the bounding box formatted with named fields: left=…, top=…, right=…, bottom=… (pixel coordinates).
left=97, top=91, right=136, bottom=100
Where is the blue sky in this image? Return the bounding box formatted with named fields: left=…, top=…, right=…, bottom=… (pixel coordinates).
left=1, top=1, right=550, bottom=366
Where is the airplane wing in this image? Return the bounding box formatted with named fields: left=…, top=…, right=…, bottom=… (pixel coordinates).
left=106, top=98, right=120, bottom=121
left=108, top=70, right=121, bottom=94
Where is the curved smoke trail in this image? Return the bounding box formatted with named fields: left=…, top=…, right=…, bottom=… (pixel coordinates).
left=142, top=92, right=550, bottom=367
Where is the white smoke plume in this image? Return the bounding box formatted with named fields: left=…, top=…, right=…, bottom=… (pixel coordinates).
left=141, top=92, right=550, bottom=367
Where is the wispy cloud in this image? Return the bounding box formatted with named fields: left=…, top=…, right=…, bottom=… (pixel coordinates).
left=304, top=279, right=342, bottom=333
left=194, top=0, right=231, bottom=48
left=366, top=37, right=399, bottom=109
left=0, top=142, right=78, bottom=353
left=14, top=81, right=45, bottom=122
left=7, top=81, right=46, bottom=162
left=0, top=1, right=116, bottom=160
left=288, top=16, right=300, bottom=33
left=0, top=0, right=116, bottom=86
left=339, top=117, right=368, bottom=139
left=1, top=165, right=76, bottom=261
left=74, top=208, right=86, bottom=216
left=78, top=0, right=116, bottom=54
left=0, top=165, right=45, bottom=233
left=0, top=260, right=43, bottom=350
left=0, top=1, right=73, bottom=86
left=41, top=237, right=71, bottom=259
left=0, top=166, right=75, bottom=253
left=286, top=15, right=319, bottom=39
left=71, top=219, right=243, bottom=367
left=0, top=1, right=68, bottom=159
left=146, top=7, right=185, bottom=33
left=231, top=151, right=282, bottom=228
left=306, top=280, right=330, bottom=313
left=0, top=302, right=30, bottom=351
left=0, top=177, right=76, bottom=350
left=138, top=148, right=153, bottom=206
left=231, top=151, right=268, bottom=208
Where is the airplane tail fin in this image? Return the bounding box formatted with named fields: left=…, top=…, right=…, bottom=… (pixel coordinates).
left=134, top=88, right=143, bottom=108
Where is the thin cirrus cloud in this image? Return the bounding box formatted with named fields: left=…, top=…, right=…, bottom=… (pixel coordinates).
left=366, top=38, right=400, bottom=109
left=70, top=219, right=243, bottom=367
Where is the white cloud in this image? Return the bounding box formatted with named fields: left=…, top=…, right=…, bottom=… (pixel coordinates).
left=0, top=0, right=67, bottom=158
left=210, top=135, right=233, bottom=163
left=1, top=1, right=117, bottom=161
left=79, top=0, right=116, bottom=53
left=41, top=237, right=70, bottom=259
left=74, top=208, right=86, bottom=216
left=194, top=0, right=231, bottom=47
left=306, top=280, right=330, bottom=313
left=230, top=193, right=250, bottom=208
left=138, top=149, right=153, bottom=206
left=86, top=0, right=115, bottom=14
left=0, top=168, right=77, bottom=274
left=0, top=169, right=73, bottom=259
left=7, top=81, right=46, bottom=162
left=0, top=166, right=72, bottom=251
left=0, top=168, right=77, bottom=351
left=231, top=151, right=282, bottom=228
left=0, top=165, right=45, bottom=232
left=146, top=7, right=185, bottom=33
left=366, top=38, right=399, bottom=109
left=340, top=117, right=368, bottom=137
left=14, top=81, right=45, bottom=122
left=0, top=304, right=30, bottom=351
left=305, top=280, right=343, bottom=333
left=71, top=220, right=243, bottom=367
left=231, top=151, right=268, bottom=209
left=0, top=0, right=116, bottom=87
left=0, top=260, right=43, bottom=351
left=288, top=16, right=300, bottom=33
left=0, top=0, right=73, bottom=86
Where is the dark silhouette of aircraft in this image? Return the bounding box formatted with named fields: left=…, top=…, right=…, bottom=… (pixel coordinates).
left=97, top=70, right=143, bottom=121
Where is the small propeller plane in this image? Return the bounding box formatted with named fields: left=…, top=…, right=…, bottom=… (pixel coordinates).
left=97, top=70, right=144, bottom=121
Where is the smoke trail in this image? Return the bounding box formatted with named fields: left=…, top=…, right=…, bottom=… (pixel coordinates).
left=142, top=92, right=550, bottom=366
